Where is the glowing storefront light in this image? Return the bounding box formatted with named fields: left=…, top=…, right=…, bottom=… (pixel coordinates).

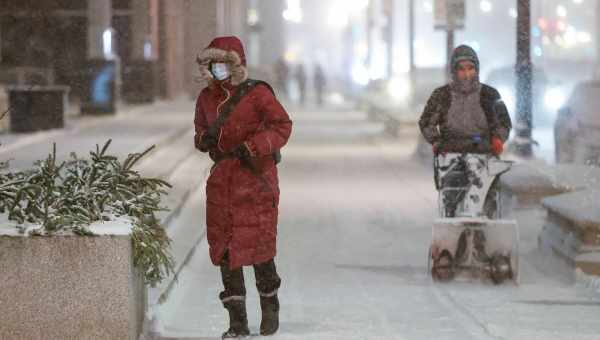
left=328, top=0, right=369, bottom=28
left=328, top=1, right=349, bottom=28
left=423, top=1, right=433, bottom=13
left=247, top=9, right=259, bottom=26
left=352, top=63, right=370, bottom=85
left=556, top=5, right=567, bottom=18
left=480, top=0, right=492, bottom=13
left=563, top=29, right=578, bottom=47
left=143, top=38, right=152, bottom=59
left=328, top=10, right=349, bottom=28
left=577, top=31, right=592, bottom=44
left=348, top=0, right=370, bottom=13
left=102, top=28, right=113, bottom=59
left=283, top=0, right=303, bottom=23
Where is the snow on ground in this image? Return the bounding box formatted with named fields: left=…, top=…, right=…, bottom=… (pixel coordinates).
left=0, top=99, right=192, bottom=171
left=2, top=98, right=598, bottom=339
left=0, top=215, right=135, bottom=236
left=153, top=105, right=600, bottom=340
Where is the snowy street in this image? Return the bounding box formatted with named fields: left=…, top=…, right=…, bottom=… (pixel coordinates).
left=152, top=104, right=600, bottom=340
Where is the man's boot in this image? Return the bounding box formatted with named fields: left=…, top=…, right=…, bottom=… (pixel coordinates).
left=259, top=292, right=280, bottom=336
left=222, top=298, right=250, bottom=339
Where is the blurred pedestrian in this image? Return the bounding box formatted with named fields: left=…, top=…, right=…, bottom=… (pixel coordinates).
left=294, top=63, right=307, bottom=106
left=314, top=63, right=326, bottom=107
left=273, top=56, right=290, bottom=99
left=194, top=36, right=293, bottom=339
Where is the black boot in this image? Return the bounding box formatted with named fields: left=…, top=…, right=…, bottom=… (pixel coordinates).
left=222, top=299, right=250, bottom=339
left=259, top=293, right=280, bottom=336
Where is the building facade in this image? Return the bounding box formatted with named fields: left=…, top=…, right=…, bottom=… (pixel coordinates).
left=0, top=0, right=249, bottom=104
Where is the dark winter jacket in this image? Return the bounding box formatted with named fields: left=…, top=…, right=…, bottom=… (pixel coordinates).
left=419, top=45, right=511, bottom=154
left=195, top=36, right=293, bottom=269
left=419, top=84, right=511, bottom=153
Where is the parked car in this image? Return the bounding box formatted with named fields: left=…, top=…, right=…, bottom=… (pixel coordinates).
left=554, top=80, right=600, bottom=166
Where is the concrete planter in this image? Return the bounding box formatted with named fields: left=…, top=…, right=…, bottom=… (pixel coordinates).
left=500, top=162, right=567, bottom=210
left=500, top=162, right=600, bottom=211
left=0, top=234, right=145, bottom=340
left=539, top=188, right=600, bottom=276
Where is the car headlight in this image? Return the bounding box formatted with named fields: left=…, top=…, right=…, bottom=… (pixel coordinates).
left=544, top=87, right=566, bottom=112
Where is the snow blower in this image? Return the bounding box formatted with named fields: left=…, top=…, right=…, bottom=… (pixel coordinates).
left=427, top=153, right=519, bottom=285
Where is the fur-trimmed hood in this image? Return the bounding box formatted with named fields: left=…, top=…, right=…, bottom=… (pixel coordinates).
left=196, top=36, right=248, bottom=86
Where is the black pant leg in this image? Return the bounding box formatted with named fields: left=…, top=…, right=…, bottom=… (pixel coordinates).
left=253, top=258, right=281, bottom=296
left=219, top=251, right=247, bottom=301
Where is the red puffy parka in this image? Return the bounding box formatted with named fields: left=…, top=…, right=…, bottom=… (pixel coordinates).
left=194, top=36, right=293, bottom=269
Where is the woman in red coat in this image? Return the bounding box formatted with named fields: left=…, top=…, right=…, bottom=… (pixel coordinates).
left=194, top=36, right=292, bottom=338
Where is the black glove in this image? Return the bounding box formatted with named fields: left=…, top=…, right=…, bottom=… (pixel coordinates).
left=232, top=143, right=252, bottom=161
left=196, top=133, right=217, bottom=151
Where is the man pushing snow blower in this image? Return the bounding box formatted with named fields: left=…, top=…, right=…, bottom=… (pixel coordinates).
left=419, top=45, right=518, bottom=284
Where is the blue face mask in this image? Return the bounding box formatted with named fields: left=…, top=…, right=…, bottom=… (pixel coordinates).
left=210, top=63, right=230, bottom=81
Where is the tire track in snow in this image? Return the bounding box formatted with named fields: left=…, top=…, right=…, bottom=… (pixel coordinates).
left=371, top=136, right=506, bottom=339
left=430, top=284, right=507, bottom=340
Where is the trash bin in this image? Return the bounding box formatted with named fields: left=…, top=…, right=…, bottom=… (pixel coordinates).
left=80, top=59, right=118, bottom=115
left=6, top=85, right=69, bottom=133
left=122, top=60, right=156, bottom=104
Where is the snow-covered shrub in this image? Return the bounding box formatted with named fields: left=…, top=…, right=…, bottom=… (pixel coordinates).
left=0, top=140, right=174, bottom=287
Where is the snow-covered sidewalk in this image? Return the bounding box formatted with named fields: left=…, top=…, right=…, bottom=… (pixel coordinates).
left=152, top=107, right=600, bottom=340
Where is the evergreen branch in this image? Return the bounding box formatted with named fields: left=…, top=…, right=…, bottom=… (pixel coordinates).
left=124, top=145, right=156, bottom=171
